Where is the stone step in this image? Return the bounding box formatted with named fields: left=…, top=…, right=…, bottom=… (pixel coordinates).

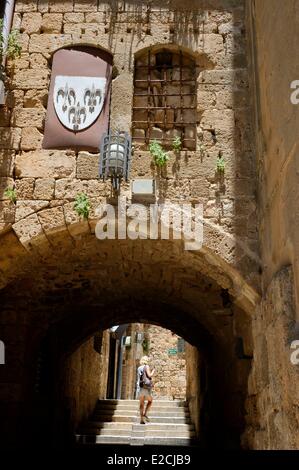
left=81, top=421, right=133, bottom=430
left=144, top=436, right=195, bottom=446
left=78, top=428, right=133, bottom=437
left=89, top=415, right=191, bottom=424
left=97, top=399, right=187, bottom=407
left=76, top=434, right=131, bottom=445
left=144, top=423, right=194, bottom=431
left=93, top=410, right=189, bottom=418
left=95, top=404, right=189, bottom=413
left=145, top=430, right=196, bottom=438
left=82, top=421, right=194, bottom=433
left=76, top=434, right=196, bottom=446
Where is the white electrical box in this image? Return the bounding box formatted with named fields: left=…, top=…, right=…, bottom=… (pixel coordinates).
left=131, top=179, right=156, bottom=203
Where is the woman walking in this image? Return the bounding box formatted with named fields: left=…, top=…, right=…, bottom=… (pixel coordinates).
left=137, top=356, right=155, bottom=424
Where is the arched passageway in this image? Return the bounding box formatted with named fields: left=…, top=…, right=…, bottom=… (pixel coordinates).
left=0, top=228, right=258, bottom=449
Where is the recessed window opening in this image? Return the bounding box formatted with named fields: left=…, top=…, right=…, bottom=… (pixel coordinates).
left=132, top=48, right=197, bottom=150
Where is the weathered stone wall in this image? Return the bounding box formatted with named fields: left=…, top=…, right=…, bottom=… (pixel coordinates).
left=62, top=338, right=107, bottom=430
left=144, top=324, right=186, bottom=399
left=0, top=0, right=258, bottom=292
left=0, top=0, right=262, bottom=449
left=185, top=343, right=202, bottom=438
left=244, top=267, right=299, bottom=449
left=244, top=0, right=299, bottom=449
left=60, top=330, right=109, bottom=434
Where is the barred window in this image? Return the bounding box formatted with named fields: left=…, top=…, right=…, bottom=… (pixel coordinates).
left=132, top=49, right=197, bottom=150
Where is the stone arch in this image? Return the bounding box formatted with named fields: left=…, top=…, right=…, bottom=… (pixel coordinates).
left=0, top=214, right=259, bottom=449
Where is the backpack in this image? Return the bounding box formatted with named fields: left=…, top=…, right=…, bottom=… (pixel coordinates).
left=139, top=365, right=152, bottom=389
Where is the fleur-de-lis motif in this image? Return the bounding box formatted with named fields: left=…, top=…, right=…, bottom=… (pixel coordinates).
left=84, top=84, right=102, bottom=113
left=68, top=102, right=87, bottom=131
left=57, top=83, right=76, bottom=112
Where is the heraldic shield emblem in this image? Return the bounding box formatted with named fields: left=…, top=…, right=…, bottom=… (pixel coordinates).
left=53, top=76, right=107, bottom=132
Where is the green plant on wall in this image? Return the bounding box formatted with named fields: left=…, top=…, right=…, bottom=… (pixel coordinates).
left=74, top=193, right=90, bottom=219
left=172, top=136, right=182, bottom=152
left=4, top=187, right=16, bottom=204
left=0, top=19, right=22, bottom=62
left=198, top=142, right=206, bottom=157
left=216, top=152, right=226, bottom=174
left=149, top=140, right=169, bottom=167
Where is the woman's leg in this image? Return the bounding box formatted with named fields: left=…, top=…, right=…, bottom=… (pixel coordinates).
left=139, top=395, right=145, bottom=423
left=144, top=395, right=153, bottom=417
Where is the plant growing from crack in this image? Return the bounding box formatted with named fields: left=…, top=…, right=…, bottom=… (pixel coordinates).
left=216, top=152, right=226, bottom=174
left=172, top=136, right=182, bottom=152
left=149, top=140, right=169, bottom=167
left=4, top=187, right=16, bottom=204
left=198, top=142, right=206, bottom=157
left=0, top=19, right=22, bottom=82
left=0, top=19, right=22, bottom=61
left=74, top=193, right=90, bottom=219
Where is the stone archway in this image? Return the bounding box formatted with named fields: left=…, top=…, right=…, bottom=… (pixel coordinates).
left=0, top=215, right=259, bottom=449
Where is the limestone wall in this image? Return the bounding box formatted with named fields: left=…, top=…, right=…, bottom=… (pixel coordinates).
left=245, top=0, right=299, bottom=449
left=0, top=0, right=258, bottom=291
left=185, top=343, right=202, bottom=438
left=60, top=330, right=109, bottom=435
left=144, top=324, right=186, bottom=399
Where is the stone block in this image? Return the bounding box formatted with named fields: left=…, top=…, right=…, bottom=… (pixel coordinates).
left=64, top=13, right=85, bottom=22
left=0, top=151, right=15, bottom=177
left=15, top=1, right=37, bottom=13
left=77, top=152, right=99, bottom=179
left=0, top=201, right=15, bottom=223
left=0, top=107, right=11, bottom=127
left=38, top=206, right=66, bottom=235
left=15, top=200, right=49, bottom=221
left=11, top=108, right=45, bottom=130
left=41, top=13, right=63, bottom=33
left=12, top=13, right=22, bottom=29
left=15, top=151, right=76, bottom=178
left=15, top=178, right=35, bottom=199
left=0, top=128, right=21, bottom=150
left=5, top=90, right=24, bottom=110
left=29, top=33, right=72, bottom=57
left=21, top=13, right=42, bottom=34
left=21, top=127, right=43, bottom=150
left=55, top=178, right=109, bottom=199
left=24, top=89, right=48, bottom=108
left=12, top=68, right=49, bottom=90
left=29, top=53, right=48, bottom=68
left=49, top=1, right=73, bottom=13
left=38, top=0, right=49, bottom=13
left=34, top=178, right=55, bottom=200
left=74, top=0, right=98, bottom=12
left=12, top=213, right=45, bottom=247
left=7, top=53, right=29, bottom=71
left=18, top=33, right=30, bottom=52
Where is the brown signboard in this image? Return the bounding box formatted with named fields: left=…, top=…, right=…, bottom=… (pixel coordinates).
left=43, top=46, right=112, bottom=151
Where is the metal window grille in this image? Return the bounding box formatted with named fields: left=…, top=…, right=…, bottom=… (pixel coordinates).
left=132, top=49, right=197, bottom=150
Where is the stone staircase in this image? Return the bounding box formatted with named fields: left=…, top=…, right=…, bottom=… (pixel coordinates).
left=76, top=399, right=197, bottom=446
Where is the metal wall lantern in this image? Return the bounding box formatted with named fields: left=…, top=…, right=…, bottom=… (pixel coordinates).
left=99, top=131, right=131, bottom=191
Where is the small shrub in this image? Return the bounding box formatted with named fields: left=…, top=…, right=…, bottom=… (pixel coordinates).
left=198, top=142, right=206, bottom=156
left=149, top=140, right=169, bottom=167
left=216, top=153, right=226, bottom=173
left=172, top=136, right=182, bottom=151
left=0, top=19, right=22, bottom=61
left=4, top=187, right=16, bottom=204
left=74, top=193, right=90, bottom=219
